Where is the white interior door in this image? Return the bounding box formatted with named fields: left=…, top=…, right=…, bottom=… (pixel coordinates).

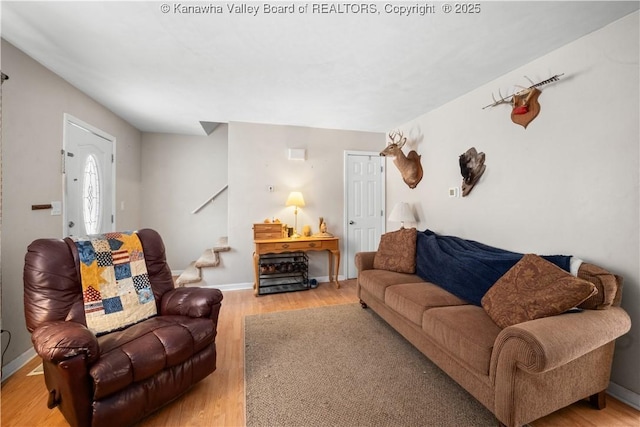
left=344, top=151, right=385, bottom=279
left=63, top=115, right=115, bottom=237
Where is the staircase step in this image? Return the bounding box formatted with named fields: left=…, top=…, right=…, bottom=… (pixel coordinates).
left=195, top=246, right=231, bottom=268
left=175, top=261, right=202, bottom=287
left=195, top=249, right=218, bottom=268
left=176, top=243, right=231, bottom=287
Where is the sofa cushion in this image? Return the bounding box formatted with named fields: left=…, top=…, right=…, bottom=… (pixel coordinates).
left=358, top=269, right=423, bottom=301
left=373, top=228, right=417, bottom=273
left=91, top=315, right=215, bottom=399
left=385, top=282, right=468, bottom=326
left=481, top=254, right=597, bottom=329
left=422, top=305, right=501, bottom=375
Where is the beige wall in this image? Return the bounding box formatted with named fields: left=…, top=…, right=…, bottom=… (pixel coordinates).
left=141, top=128, right=229, bottom=271
left=211, top=122, right=383, bottom=286
left=387, top=13, right=639, bottom=400
left=0, top=40, right=142, bottom=371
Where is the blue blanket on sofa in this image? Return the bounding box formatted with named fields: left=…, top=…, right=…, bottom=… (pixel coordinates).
left=415, top=229, right=571, bottom=306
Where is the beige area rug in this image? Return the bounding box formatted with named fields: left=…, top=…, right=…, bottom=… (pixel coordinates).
left=245, top=304, right=497, bottom=426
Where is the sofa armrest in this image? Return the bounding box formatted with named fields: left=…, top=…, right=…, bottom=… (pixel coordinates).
left=490, top=306, right=631, bottom=378
left=160, top=287, right=223, bottom=321
left=354, top=251, right=377, bottom=273
left=31, top=321, right=99, bottom=365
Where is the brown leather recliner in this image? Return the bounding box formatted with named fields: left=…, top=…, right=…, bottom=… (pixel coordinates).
left=23, top=228, right=223, bottom=427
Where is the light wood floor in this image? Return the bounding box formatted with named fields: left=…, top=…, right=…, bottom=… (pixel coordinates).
left=2, top=280, right=639, bottom=426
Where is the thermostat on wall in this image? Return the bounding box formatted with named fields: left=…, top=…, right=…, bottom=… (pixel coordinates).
left=288, top=148, right=306, bottom=161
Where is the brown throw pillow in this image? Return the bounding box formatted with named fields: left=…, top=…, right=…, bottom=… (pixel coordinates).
left=481, top=254, right=597, bottom=329
left=576, top=262, right=618, bottom=310
left=373, top=228, right=417, bottom=274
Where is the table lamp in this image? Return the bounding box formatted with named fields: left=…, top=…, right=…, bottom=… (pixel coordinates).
left=388, top=202, right=416, bottom=229
left=286, top=191, right=305, bottom=238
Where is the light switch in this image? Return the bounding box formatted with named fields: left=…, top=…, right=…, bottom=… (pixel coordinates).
left=51, top=201, right=62, bottom=215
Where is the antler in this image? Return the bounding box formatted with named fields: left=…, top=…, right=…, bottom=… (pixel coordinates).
left=483, top=73, right=564, bottom=109
left=388, top=130, right=406, bottom=147
left=484, top=89, right=512, bottom=109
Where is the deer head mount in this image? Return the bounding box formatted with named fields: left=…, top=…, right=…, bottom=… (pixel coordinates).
left=380, top=130, right=423, bottom=189
left=483, top=73, right=564, bottom=129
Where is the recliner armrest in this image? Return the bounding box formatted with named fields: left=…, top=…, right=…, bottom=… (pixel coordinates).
left=160, top=287, right=223, bottom=320
left=31, top=321, right=99, bottom=365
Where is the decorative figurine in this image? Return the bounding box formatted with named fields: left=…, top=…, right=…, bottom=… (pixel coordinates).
left=313, top=217, right=333, bottom=237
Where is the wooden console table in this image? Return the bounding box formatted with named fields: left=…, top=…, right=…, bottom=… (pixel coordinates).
left=253, top=236, right=340, bottom=296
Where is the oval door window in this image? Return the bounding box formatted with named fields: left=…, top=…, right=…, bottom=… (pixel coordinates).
left=82, top=154, right=102, bottom=234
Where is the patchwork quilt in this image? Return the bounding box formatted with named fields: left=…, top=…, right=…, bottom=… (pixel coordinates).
left=74, top=231, right=157, bottom=335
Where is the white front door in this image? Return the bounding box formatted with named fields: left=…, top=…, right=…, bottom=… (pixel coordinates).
left=63, top=115, right=115, bottom=237
left=344, top=151, right=385, bottom=279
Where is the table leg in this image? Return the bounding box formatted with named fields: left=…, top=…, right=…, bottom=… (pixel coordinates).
left=332, top=250, right=340, bottom=289
left=326, top=250, right=333, bottom=282
left=253, top=252, right=260, bottom=296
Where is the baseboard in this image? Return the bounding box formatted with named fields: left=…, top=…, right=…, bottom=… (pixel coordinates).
left=1, top=346, right=36, bottom=383
left=207, top=282, right=253, bottom=291
left=312, top=275, right=344, bottom=283
left=608, top=381, right=640, bottom=410
left=196, top=276, right=347, bottom=292
left=310, top=275, right=347, bottom=284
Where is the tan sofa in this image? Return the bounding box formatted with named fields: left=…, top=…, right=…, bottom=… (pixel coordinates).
left=355, top=229, right=631, bottom=427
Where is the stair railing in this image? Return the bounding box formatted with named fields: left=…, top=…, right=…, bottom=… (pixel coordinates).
left=191, top=184, right=229, bottom=214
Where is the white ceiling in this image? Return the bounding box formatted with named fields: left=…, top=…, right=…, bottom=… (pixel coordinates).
left=2, top=1, right=638, bottom=135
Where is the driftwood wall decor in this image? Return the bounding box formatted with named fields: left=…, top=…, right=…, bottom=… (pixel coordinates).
left=380, top=130, right=423, bottom=189
left=483, top=73, right=564, bottom=128
left=459, top=147, right=486, bottom=197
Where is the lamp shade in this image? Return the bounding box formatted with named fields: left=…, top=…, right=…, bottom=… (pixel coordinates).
left=286, top=191, right=305, bottom=207
left=388, top=202, right=416, bottom=226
